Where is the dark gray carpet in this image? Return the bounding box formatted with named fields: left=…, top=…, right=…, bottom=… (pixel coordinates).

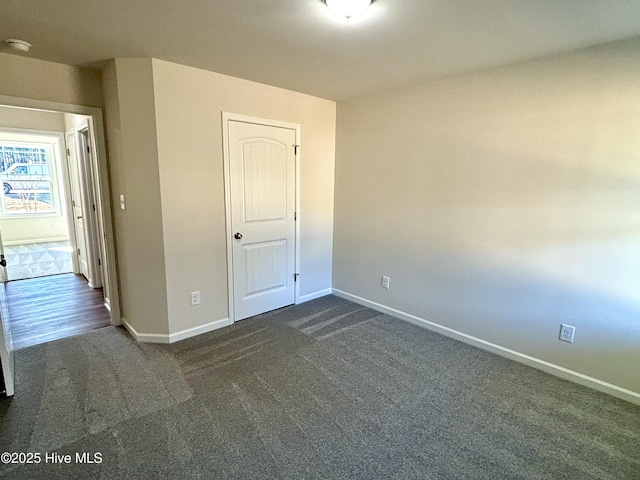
left=1, top=295, right=638, bottom=479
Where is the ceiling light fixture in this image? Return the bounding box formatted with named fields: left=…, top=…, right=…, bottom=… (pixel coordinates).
left=324, top=0, right=372, bottom=21
left=4, top=39, right=32, bottom=53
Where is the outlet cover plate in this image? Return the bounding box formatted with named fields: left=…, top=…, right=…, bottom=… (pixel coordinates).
left=190, top=291, right=201, bottom=306
left=559, top=324, right=575, bottom=343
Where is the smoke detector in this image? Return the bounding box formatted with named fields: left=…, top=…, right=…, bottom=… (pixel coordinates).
left=4, top=39, right=32, bottom=53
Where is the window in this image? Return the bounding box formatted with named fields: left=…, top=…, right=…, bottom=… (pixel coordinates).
left=0, top=132, right=63, bottom=217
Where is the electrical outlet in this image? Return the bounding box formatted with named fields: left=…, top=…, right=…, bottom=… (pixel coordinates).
left=190, top=291, right=201, bottom=306
left=559, top=324, right=575, bottom=343
left=381, top=275, right=390, bottom=289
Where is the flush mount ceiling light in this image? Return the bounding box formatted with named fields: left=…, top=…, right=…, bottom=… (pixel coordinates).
left=324, top=0, right=372, bottom=21
left=3, top=39, right=32, bottom=53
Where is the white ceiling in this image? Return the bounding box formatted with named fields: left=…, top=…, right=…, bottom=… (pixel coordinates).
left=2, top=0, right=640, bottom=101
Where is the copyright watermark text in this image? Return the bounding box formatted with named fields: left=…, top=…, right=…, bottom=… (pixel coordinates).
left=1, top=451, right=102, bottom=465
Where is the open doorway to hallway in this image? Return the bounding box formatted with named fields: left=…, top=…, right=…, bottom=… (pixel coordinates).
left=0, top=105, right=112, bottom=349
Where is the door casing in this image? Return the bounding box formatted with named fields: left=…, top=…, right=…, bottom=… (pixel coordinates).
left=65, top=129, right=88, bottom=278
left=222, top=112, right=301, bottom=324
left=0, top=226, right=13, bottom=397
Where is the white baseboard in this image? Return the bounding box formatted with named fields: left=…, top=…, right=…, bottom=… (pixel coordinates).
left=121, top=317, right=231, bottom=344
left=298, top=288, right=332, bottom=304
left=121, top=318, right=168, bottom=344
left=168, top=318, right=231, bottom=343
left=332, top=289, right=640, bottom=407
left=3, top=237, right=69, bottom=246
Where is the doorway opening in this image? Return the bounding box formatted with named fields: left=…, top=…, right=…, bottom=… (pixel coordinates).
left=0, top=100, right=120, bottom=355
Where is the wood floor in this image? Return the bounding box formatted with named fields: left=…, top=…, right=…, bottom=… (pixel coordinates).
left=6, top=273, right=111, bottom=350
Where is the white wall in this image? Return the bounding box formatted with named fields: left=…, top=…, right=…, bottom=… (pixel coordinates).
left=333, top=38, right=640, bottom=397
left=0, top=107, right=70, bottom=244
left=0, top=218, right=68, bottom=245
left=152, top=59, right=336, bottom=335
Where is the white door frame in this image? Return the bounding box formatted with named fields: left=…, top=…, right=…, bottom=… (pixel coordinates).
left=222, top=112, right=301, bottom=324
left=64, top=128, right=82, bottom=275
left=0, top=224, right=13, bottom=396
left=64, top=124, right=99, bottom=286
left=77, top=124, right=103, bottom=288
left=0, top=94, right=121, bottom=326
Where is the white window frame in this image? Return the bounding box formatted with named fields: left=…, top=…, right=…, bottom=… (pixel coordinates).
left=0, top=130, right=65, bottom=219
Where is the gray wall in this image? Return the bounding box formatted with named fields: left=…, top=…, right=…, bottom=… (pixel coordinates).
left=333, top=38, right=640, bottom=395
left=152, top=59, right=336, bottom=335
left=0, top=52, right=103, bottom=107
left=101, top=59, right=170, bottom=335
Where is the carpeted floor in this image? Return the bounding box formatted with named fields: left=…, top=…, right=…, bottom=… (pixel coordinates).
left=1, top=295, right=638, bottom=479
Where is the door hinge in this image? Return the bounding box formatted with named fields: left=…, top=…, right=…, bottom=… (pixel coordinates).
left=98, top=258, right=101, bottom=266
left=294, top=273, right=299, bottom=282
left=77, top=248, right=81, bottom=256
left=92, top=204, right=96, bottom=211
left=66, top=148, right=70, bottom=157
left=294, top=212, right=297, bottom=221
left=293, top=144, right=300, bottom=155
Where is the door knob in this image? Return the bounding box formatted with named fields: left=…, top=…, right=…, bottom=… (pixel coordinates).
left=234, top=232, right=243, bottom=240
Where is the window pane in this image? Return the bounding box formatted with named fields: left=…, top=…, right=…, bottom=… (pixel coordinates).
left=0, top=143, right=56, bottom=216
left=4, top=188, right=55, bottom=215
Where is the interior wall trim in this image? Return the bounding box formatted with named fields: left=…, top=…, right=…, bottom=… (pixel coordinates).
left=122, top=317, right=231, bottom=344
left=3, top=237, right=69, bottom=246
left=332, top=289, right=640, bottom=407
left=298, top=288, right=333, bottom=304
